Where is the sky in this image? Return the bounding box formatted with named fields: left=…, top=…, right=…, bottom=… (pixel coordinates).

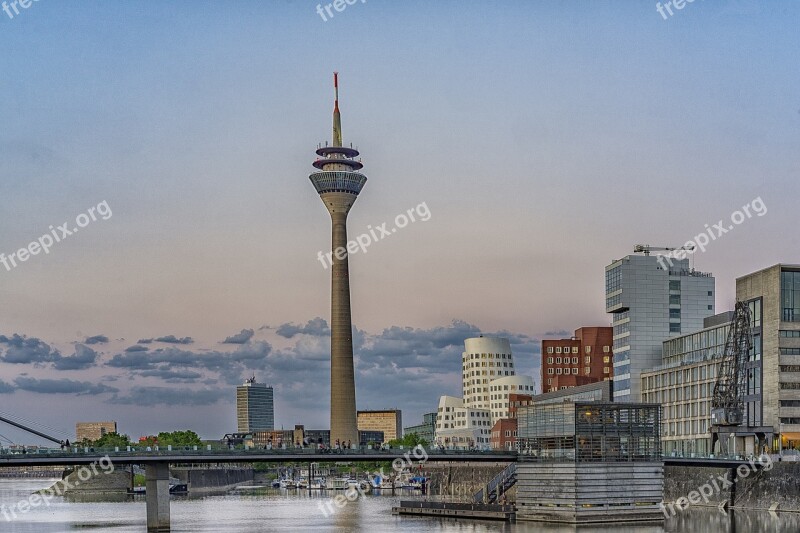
left=0, top=0, right=798, bottom=444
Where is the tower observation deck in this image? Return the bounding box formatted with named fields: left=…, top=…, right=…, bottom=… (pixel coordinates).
left=309, top=72, right=365, bottom=446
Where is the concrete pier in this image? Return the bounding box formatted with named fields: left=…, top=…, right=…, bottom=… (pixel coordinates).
left=146, top=462, right=170, bottom=531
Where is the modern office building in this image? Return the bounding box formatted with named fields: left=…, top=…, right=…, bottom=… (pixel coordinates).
left=236, top=376, right=274, bottom=432
left=606, top=253, right=715, bottom=401
left=541, top=327, right=614, bottom=393
left=76, top=421, right=117, bottom=442
left=640, top=264, right=800, bottom=456
left=404, top=412, right=437, bottom=444
left=309, top=73, right=366, bottom=446
left=738, top=264, right=800, bottom=450
left=357, top=409, right=402, bottom=442
left=641, top=312, right=733, bottom=456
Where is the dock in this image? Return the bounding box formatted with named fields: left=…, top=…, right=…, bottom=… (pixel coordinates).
left=392, top=501, right=515, bottom=521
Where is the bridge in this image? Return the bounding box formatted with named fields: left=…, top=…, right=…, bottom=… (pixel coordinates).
left=0, top=447, right=770, bottom=530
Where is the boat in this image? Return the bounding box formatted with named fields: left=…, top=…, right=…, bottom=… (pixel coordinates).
left=309, top=478, right=326, bottom=490
left=279, top=479, right=297, bottom=489
left=297, top=478, right=309, bottom=489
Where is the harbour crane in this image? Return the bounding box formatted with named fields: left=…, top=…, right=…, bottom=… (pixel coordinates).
left=710, top=301, right=752, bottom=455
left=633, top=244, right=695, bottom=256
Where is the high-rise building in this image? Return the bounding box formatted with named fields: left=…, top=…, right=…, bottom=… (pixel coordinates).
left=357, top=410, right=402, bottom=442
left=309, top=73, right=366, bottom=446
left=541, top=327, right=614, bottom=393
left=605, top=254, right=715, bottom=401
left=236, top=376, right=274, bottom=432
left=461, top=336, right=535, bottom=420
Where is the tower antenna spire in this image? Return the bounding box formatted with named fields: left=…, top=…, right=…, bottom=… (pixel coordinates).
left=332, top=71, right=342, bottom=147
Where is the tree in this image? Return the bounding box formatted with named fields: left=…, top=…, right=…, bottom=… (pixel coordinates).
left=93, top=432, right=132, bottom=448
left=387, top=432, right=428, bottom=448
left=156, top=430, right=202, bottom=447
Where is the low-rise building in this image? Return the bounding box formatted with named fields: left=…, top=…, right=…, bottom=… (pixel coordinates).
left=357, top=409, right=402, bottom=442
left=76, top=422, right=117, bottom=442
left=434, top=396, right=492, bottom=449
left=404, top=412, right=436, bottom=444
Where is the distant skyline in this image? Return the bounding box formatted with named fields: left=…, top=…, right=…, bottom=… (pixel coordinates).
left=0, top=1, right=798, bottom=443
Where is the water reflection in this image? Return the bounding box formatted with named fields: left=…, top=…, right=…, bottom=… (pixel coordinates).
left=1, top=479, right=798, bottom=532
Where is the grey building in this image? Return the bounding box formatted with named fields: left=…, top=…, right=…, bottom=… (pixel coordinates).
left=236, top=376, right=274, bottom=432
left=738, top=264, right=800, bottom=449
left=404, top=412, right=437, bottom=444
left=605, top=253, right=715, bottom=402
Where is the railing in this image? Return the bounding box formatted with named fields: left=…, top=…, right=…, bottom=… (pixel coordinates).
left=474, top=462, right=516, bottom=503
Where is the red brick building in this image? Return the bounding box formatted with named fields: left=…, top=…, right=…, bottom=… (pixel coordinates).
left=490, top=393, right=533, bottom=450
left=541, top=327, right=613, bottom=394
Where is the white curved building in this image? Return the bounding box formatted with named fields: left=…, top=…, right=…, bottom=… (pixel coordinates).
left=487, top=375, right=536, bottom=420
left=462, top=336, right=516, bottom=411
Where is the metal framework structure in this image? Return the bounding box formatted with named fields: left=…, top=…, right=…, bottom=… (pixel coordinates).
left=711, top=301, right=752, bottom=428
left=517, top=403, right=661, bottom=462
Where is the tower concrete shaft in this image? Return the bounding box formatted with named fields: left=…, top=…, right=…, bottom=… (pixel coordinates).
left=309, top=73, right=366, bottom=447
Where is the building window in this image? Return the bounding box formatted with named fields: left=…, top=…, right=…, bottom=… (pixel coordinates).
left=585, top=367, right=591, bottom=375
left=604, top=367, right=610, bottom=374
left=603, top=345, right=610, bottom=353
left=669, top=309, right=681, bottom=319
left=603, top=356, right=610, bottom=363
left=670, top=280, right=681, bottom=291
left=669, top=295, right=681, bottom=305
left=584, top=356, right=591, bottom=364
left=547, top=347, right=553, bottom=354
left=670, top=323, right=681, bottom=333
left=547, top=357, right=553, bottom=364
left=585, top=346, right=591, bottom=354
left=572, top=347, right=578, bottom=354
left=556, top=347, right=562, bottom=353
left=556, top=368, right=562, bottom=375
left=572, top=368, right=578, bottom=375
left=572, top=357, right=578, bottom=364
left=556, top=357, right=561, bottom=364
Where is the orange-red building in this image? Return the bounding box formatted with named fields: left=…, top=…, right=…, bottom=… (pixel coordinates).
left=541, top=327, right=613, bottom=394
left=490, top=393, right=533, bottom=450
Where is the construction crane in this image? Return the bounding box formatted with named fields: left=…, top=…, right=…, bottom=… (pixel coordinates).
left=710, top=301, right=752, bottom=455
left=633, top=244, right=695, bottom=256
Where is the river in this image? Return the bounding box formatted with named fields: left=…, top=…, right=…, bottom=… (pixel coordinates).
left=1, top=479, right=799, bottom=532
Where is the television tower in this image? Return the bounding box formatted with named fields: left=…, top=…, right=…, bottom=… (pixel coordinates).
left=309, top=72, right=366, bottom=446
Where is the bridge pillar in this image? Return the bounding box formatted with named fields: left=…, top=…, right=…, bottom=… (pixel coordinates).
left=146, top=462, right=170, bottom=531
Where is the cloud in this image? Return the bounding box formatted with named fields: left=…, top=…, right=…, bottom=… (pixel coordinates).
left=83, top=335, right=109, bottom=345
left=109, top=386, right=223, bottom=406
left=106, top=342, right=272, bottom=386
left=154, top=335, right=193, bottom=345
left=276, top=318, right=330, bottom=338
left=137, top=338, right=153, bottom=344
left=0, top=380, right=14, bottom=393
left=137, top=367, right=203, bottom=383
left=221, top=328, right=255, bottom=344
left=0, top=334, right=61, bottom=365
left=545, top=330, right=570, bottom=337
left=14, top=377, right=117, bottom=395
left=53, top=344, right=98, bottom=371
left=125, top=345, right=149, bottom=352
